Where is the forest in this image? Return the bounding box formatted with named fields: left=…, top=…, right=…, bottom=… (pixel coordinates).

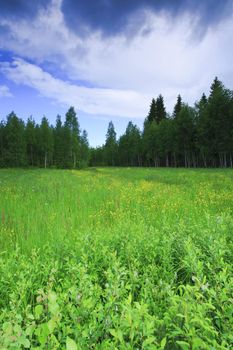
left=1, top=77, right=233, bottom=168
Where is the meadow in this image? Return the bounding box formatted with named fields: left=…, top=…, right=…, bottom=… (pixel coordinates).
left=0, top=168, right=232, bottom=349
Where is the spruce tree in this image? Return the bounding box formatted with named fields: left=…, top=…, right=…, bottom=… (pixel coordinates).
left=4, top=112, right=26, bottom=167
left=64, top=107, right=80, bottom=168
left=155, top=94, right=166, bottom=124
left=54, top=115, right=64, bottom=168
left=145, top=98, right=157, bottom=124
left=207, top=77, right=233, bottom=166
left=105, top=121, right=117, bottom=165
left=175, top=105, right=196, bottom=167
left=40, top=117, right=53, bottom=168
left=25, top=117, right=36, bottom=166
left=196, top=93, right=209, bottom=166
left=173, top=94, right=182, bottom=119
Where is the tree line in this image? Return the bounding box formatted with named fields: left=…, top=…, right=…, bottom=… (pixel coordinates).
left=1, top=77, right=233, bottom=168
left=0, top=107, right=89, bottom=168
left=91, top=77, right=233, bottom=168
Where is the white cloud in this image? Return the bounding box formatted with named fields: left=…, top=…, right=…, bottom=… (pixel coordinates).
left=0, top=85, right=12, bottom=98
left=0, top=58, right=150, bottom=118
left=0, top=0, right=233, bottom=116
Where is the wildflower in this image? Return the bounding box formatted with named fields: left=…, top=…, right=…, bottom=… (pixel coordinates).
left=201, top=282, right=209, bottom=292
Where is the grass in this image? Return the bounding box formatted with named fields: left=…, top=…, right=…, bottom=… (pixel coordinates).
left=0, top=167, right=232, bottom=349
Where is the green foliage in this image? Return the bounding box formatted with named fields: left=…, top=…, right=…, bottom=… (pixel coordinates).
left=25, top=117, right=36, bottom=166
left=92, top=77, right=233, bottom=168
left=118, top=122, right=142, bottom=166
left=1, top=77, right=233, bottom=169
left=173, top=95, right=182, bottom=119
left=145, top=95, right=166, bottom=126
left=145, top=98, right=157, bottom=124
left=0, top=107, right=86, bottom=169
left=79, top=130, right=90, bottom=168
left=3, top=112, right=26, bottom=167
left=54, top=115, right=65, bottom=168
left=64, top=107, right=80, bottom=168
left=104, top=121, right=118, bottom=166
left=155, top=94, right=167, bottom=124
left=40, top=117, right=54, bottom=168
left=0, top=168, right=233, bottom=349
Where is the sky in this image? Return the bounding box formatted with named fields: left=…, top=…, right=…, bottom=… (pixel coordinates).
left=0, top=0, right=233, bottom=146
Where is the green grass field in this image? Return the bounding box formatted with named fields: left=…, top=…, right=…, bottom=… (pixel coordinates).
left=0, top=168, right=232, bottom=349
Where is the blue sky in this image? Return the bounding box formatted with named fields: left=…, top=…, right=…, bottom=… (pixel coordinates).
left=0, top=0, right=233, bottom=146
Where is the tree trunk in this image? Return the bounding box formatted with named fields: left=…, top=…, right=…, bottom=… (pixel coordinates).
left=73, top=153, right=76, bottom=168
left=219, top=153, right=222, bottom=168
left=184, top=151, right=187, bottom=168
left=166, top=154, right=169, bottom=167
left=224, top=153, right=227, bottom=168
left=137, top=154, right=141, bottom=167
left=187, top=152, right=190, bottom=168
left=202, top=153, right=207, bottom=168
left=173, top=152, right=177, bottom=167
left=230, top=154, right=233, bottom=168
left=30, top=145, right=33, bottom=166
left=192, top=153, right=196, bottom=168
left=44, top=151, right=47, bottom=169
left=212, top=158, right=216, bottom=168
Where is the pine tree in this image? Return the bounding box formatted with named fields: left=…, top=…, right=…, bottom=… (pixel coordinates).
left=175, top=105, right=196, bottom=167
left=145, top=95, right=166, bottom=126
left=105, top=121, right=117, bottom=165
left=4, top=112, right=26, bottom=167
left=173, top=94, right=182, bottom=119
left=145, top=98, right=157, bottom=124
left=196, top=93, right=209, bottom=166
left=207, top=77, right=233, bottom=166
left=25, top=117, right=36, bottom=166
left=54, top=115, right=64, bottom=168
left=155, top=94, right=166, bottom=124
left=40, top=117, right=53, bottom=168
left=64, top=107, right=80, bottom=168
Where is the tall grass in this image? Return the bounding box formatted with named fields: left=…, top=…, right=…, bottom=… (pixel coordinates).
left=0, top=168, right=232, bottom=349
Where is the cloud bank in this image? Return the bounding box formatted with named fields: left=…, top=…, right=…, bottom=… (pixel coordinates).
left=0, top=0, right=233, bottom=121
left=62, top=0, right=233, bottom=37
left=0, top=58, right=150, bottom=118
